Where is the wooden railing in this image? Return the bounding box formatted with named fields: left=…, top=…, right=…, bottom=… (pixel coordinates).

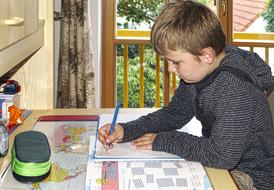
left=119, top=43, right=168, bottom=108
left=116, top=29, right=274, bottom=108
left=116, top=29, right=172, bottom=108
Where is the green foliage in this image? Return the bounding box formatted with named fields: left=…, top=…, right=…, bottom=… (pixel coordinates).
left=116, top=47, right=163, bottom=107
left=117, top=0, right=211, bottom=29
left=117, top=0, right=164, bottom=28
left=262, top=0, right=274, bottom=32
left=117, top=44, right=140, bottom=59
left=198, top=0, right=211, bottom=5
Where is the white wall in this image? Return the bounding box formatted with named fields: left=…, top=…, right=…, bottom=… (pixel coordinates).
left=90, top=0, right=102, bottom=108
left=54, top=0, right=61, bottom=108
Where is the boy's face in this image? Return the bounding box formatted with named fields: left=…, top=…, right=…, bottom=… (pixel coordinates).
left=165, top=49, right=213, bottom=83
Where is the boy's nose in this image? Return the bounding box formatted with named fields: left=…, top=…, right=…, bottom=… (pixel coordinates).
left=167, top=62, right=177, bottom=73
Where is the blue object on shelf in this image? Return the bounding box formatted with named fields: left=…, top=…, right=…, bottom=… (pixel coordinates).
left=0, top=80, right=21, bottom=94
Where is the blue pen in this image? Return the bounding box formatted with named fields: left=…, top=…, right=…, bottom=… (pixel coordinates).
left=109, top=102, right=120, bottom=134
left=105, top=102, right=120, bottom=150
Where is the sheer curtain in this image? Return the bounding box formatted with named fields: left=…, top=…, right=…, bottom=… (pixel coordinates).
left=57, top=0, right=95, bottom=108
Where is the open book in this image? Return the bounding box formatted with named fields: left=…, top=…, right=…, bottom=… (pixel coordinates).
left=92, top=113, right=202, bottom=161
left=86, top=114, right=212, bottom=190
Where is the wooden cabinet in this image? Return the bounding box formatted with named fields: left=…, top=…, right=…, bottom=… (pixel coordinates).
left=0, top=0, right=38, bottom=50
left=0, top=0, right=43, bottom=77
left=0, top=0, right=51, bottom=110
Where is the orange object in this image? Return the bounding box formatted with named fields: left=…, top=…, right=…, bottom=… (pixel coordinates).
left=8, top=105, right=24, bottom=126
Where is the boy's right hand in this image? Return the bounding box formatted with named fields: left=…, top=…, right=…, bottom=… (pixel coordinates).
left=98, top=123, right=124, bottom=149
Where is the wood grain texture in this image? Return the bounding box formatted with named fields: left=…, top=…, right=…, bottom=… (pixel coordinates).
left=11, top=0, right=54, bottom=109
left=0, top=23, right=44, bottom=77
left=102, top=0, right=116, bottom=108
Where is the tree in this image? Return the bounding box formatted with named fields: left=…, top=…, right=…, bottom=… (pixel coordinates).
left=116, top=48, right=164, bottom=107
left=262, top=0, right=274, bottom=32
left=117, top=0, right=211, bottom=29
left=117, top=0, right=163, bottom=29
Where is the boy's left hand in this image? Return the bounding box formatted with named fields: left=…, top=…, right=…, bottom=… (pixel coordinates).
left=131, top=133, right=157, bottom=150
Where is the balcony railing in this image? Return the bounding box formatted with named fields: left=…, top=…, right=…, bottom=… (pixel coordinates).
left=115, top=29, right=274, bottom=108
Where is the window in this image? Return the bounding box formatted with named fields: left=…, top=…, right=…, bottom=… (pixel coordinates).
left=227, top=0, right=274, bottom=70
left=102, top=0, right=274, bottom=108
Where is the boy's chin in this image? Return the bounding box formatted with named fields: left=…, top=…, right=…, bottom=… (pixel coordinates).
left=181, top=78, right=197, bottom=84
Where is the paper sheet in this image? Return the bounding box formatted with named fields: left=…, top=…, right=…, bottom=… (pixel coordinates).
left=85, top=157, right=213, bottom=190
left=93, top=113, right=202, bottom=161
left=97, top=113, right=202, bottom=137
left=93, top=113, right=184, bottom=160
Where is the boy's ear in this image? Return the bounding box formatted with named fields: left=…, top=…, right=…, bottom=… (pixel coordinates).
left=199, top=47, right=215, bottom=65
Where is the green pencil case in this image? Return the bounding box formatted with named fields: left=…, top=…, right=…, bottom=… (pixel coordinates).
left=11, top=131, right=51, bottom=183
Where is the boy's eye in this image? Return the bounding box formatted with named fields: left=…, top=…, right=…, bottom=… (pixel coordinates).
left=166, top=59, right=180, bottom=65
left=172, top=61, right=180, bottom=65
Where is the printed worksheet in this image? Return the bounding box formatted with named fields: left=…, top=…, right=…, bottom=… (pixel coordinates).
left=85, top=159, right=213, bottom=190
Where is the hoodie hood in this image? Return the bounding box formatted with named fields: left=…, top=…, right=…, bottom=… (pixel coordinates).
left=219, top=45, right=274, bottom=91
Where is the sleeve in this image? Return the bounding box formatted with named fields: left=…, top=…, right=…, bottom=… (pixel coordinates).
left=153, top=85, right=255, bottom=170
left=121, top=80, right=196, bottom=142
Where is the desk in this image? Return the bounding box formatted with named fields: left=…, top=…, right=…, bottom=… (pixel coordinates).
left=0, top=108, right=238, bottom=190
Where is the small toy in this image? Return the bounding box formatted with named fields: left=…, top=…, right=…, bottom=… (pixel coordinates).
left=8, top=105, right=24, bottom=126
left=0, top=80, right=21, bottom=94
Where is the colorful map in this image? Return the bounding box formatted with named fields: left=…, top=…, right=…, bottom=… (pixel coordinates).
left=0, top=116, right=98, bottom=190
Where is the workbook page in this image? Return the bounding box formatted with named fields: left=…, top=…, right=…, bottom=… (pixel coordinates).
left=93, top=113, right=201, bottom=161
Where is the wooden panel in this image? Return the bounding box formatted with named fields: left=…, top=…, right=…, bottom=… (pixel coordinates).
left=139, top=45, right=144, bottom=108
left=114, top=38, right=150, bottom=45
left=117, top=29, right=150, bottom=37
left=171, top=73, right=176, bottom=95
left=218, top=0, right=229, bottom=44
left=123, top=44, right=128, bottom=108
left=156, top=54, right=160, bottom=107
left=249, top=46, right=254, bottom=52
left=205, top=166, right=238, bottom=190
left=231, top=41, right=274, bottom=48
left=163, top=59, right=170, bottom=106
left=265, top=47, right=269, bottom=64
left=102, top=0, right=116, bottom=108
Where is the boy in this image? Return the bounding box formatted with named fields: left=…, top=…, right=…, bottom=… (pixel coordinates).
left=99, top=0, right=274, bottom=189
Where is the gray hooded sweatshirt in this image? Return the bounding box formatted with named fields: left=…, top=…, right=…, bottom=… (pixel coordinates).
left=121, top=45, right=274, bottom=189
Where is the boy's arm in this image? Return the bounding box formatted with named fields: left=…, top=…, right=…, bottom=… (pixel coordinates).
left=153, top=85, right=255, bottom=169
left=121, top=80, right=196, bottom=142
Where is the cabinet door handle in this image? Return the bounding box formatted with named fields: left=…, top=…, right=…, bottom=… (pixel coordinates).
left=4, top=17, right=24, bottom=26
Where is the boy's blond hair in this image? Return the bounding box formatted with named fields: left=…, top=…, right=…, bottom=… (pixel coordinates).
left=151, top=0, right=226, bottom=56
